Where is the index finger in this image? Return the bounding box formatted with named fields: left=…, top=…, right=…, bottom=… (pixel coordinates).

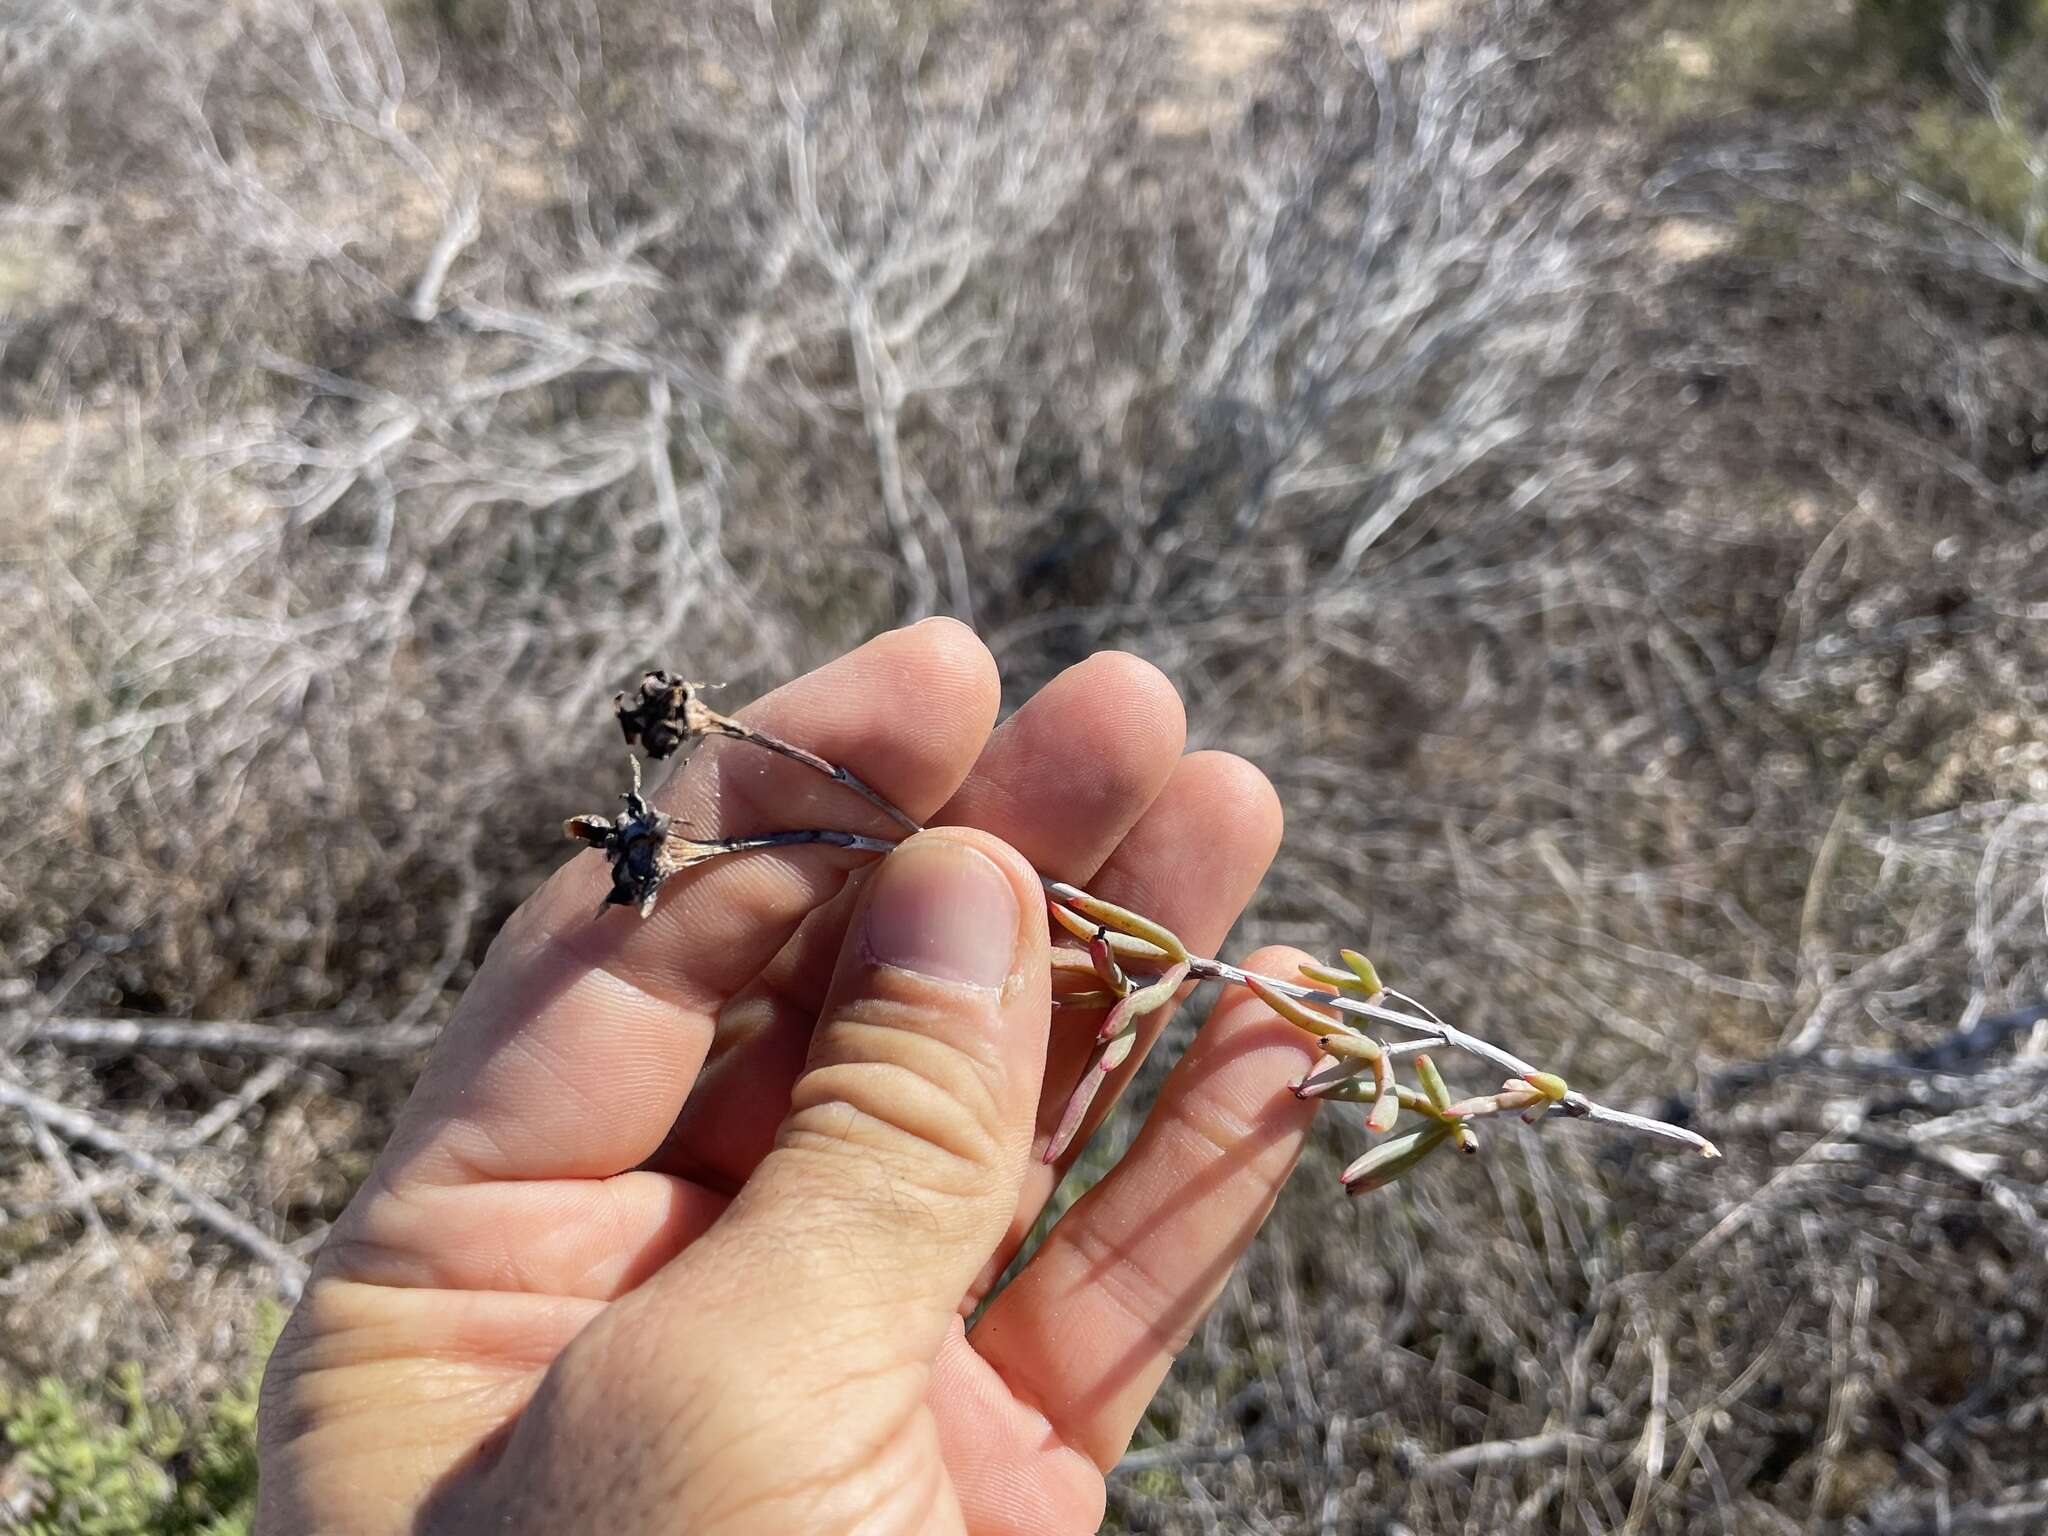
left=380, top=620, right=1002, bottom=1189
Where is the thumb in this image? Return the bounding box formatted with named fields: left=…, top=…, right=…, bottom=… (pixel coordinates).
left=699, top=827, right=1050, bottom=1351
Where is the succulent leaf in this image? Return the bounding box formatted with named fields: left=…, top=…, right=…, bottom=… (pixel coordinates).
left=1342, top=1125, right=1451, bottom=1193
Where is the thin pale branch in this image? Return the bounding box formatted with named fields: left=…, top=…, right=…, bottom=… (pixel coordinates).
left=0, top=1075, right=308, bottom=1299
left=570, top=671, right=1722, bottom=1169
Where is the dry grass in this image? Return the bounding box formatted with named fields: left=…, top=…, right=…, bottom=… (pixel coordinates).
left=4, top=0, right=2048, bottom=1529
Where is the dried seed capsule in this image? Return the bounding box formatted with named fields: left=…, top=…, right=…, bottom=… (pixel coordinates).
left=613, top=671, right=714, bottom=760
left=564, top=765, right=685, bottom=916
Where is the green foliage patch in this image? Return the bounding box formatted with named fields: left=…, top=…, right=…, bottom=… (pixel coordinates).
left=1910, top=102, right=2048, bottom=256
left=1, top=1313, right=275, bottom=1536
left=1613, top=0, right=2048, bottom=125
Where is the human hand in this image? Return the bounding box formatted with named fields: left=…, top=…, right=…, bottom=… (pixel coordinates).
left=257, top=622, right=1326, bottom=1535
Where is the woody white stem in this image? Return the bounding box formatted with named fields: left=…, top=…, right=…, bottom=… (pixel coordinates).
left=677, top=716, right=1721, bottom=1160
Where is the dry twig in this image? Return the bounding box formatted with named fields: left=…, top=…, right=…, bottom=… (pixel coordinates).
left=0, top=1075, right=308, bottom=1299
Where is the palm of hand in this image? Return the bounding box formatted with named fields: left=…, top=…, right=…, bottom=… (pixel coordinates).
left=258, top=623, right=1321, bottom=1536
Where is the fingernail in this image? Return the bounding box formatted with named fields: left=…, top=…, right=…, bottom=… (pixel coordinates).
left=862, top=837, right=1020, bottom=990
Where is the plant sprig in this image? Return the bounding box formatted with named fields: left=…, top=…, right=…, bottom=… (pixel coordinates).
left=569, top=671, right=1720, bottom=1197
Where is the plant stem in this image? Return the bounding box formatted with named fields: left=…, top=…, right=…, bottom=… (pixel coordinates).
left=648, top=708, right=1720, bottom=1160
left=700, top=719, right=924, bottom=835
left=707, top=829, right=902, bottom=858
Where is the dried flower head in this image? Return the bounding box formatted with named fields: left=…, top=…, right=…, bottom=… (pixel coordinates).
left=564, top=760, right=733, bottom=916
left=614, top=670, right=718, bottom=760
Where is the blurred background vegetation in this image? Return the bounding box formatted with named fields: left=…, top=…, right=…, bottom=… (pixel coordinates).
left=3, top=0, right=2046, bottom=1529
